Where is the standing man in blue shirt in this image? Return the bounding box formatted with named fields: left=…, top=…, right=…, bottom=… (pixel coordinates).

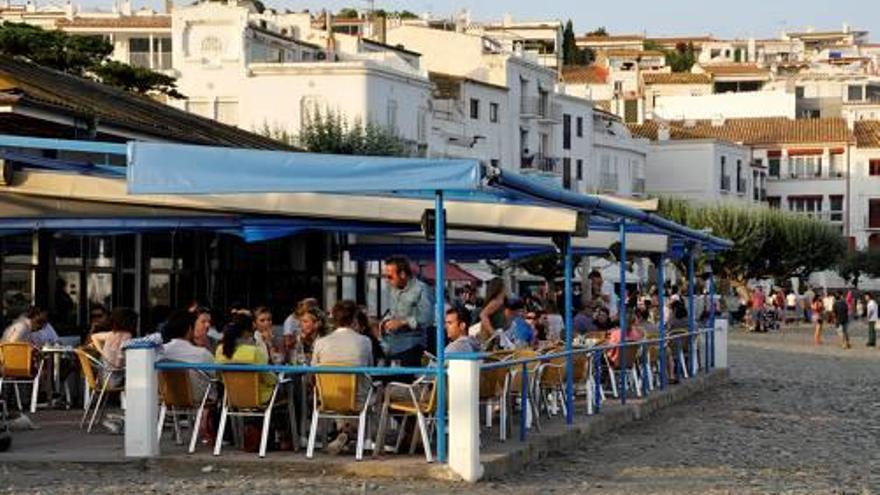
left=381, top=256, right=434, bottom=368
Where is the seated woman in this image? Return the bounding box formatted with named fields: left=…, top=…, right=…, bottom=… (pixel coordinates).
left=90, top=307, right=137, bottom=388
left=605, top=311, right=645, bottom=369
left=253, top=306, right=284, bottom=364
left=160, top=310, right=215, bottom=401
left=294, top=305, right=326, bottom=361
left=214, top=313, right=276, bottom=405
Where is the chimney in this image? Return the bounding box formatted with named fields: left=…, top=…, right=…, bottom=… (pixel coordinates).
left=842, top=22, right=850, bottom=34
left=164, top=0, right=172, bottom=13
left=119, top=0, right=131, bottom=15
left=64, top=0, right=73, bottom=18
left=25, top=0, right=35, bottom=13
left=502, top=13, right=512, bottom=26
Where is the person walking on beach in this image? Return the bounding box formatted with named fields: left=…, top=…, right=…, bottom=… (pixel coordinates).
left=866, top=293, right=877, bottom=347
left=832, top=293, right=851, bottom=350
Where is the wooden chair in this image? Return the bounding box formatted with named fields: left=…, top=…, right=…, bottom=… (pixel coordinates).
left=74, top=348, right=124, bottom=432
left=307, top=364, right=374, bottom=461
left=0, top=342, right=43, bottom=413
left=214, top=370, right=289, bottom=458
left=374, top=375, right=436, bottom=462
left=157, top=367, right=215, bottom=453
left=535, top=355, right=568, bottom=419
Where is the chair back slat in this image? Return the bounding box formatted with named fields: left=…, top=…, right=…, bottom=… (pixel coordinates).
left=74, top=348, right=100, bottom=391
left=571, top=353, right=590, bottom=382
left=221, top=371, right=262, bottom=409
left=158, top=369, right=195, bottom=408
left=0, top=343, right=34, bottom=378
left=314, top=363, right=358, bottom=414
left=540, top=356, right=567, bottom=386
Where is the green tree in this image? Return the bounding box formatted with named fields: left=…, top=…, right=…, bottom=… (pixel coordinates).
left=337, top=7, right=359, bottom=18
left=294, top=105, right=409, bottom=156
left=837, top=249, right=880, bottom=286
left=0, top=21, right=184, bottom=98
left=585, top=27, right=608, bottom=37
left=658, top=197, right=846, bottom=295
left=665, top=42, right=696, bottom=73
left=561, top=19, right=593, bottom=66
left=91, top=61, right=184, bottom=98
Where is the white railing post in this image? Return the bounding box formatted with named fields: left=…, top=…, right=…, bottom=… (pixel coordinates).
left=714, top=318, right=729, bottom=369
left=124, top=343, right=159, bottom=458
left=448, top=357, right=483, bottom=482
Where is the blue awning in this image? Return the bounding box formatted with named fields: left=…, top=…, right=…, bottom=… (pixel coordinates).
left=127, top=142, right=483, bottom=194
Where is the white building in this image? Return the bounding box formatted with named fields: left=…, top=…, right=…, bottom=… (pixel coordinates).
left=475, top=14, right=563, bottom=72
left=385, top=24, right=598, bottom=193
left=643, top=138, right=758, bottom=204
left=168, top=1, right=433, bottom=150
left=851, top=120, right=880, bottom=250
left=591, top=109, right=648, bottom=197
left=0, top=0, right=173, bottom=72
left=652, top=91, right=796, bottom=120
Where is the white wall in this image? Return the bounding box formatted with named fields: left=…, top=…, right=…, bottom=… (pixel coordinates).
left=850, top=146, right=880, bottom=249
left=645, top=140, right=755, bottom=204
left=555, top=94, right=595, bottom=193
left=653, top=91, right=796, bottom=120
left=590, top=111, right=648, bottom=196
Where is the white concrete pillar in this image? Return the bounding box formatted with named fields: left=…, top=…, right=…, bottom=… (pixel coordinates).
left=124, top=344, right=159, bottom=458
left=714, top=318, right=728, bottom=369
left=448, top=358, right=483, bottom=483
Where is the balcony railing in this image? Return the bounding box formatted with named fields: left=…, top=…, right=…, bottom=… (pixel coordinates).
left=520, top=97, right=561, bottom=123
left=521, top=153, right=562, bottom=174
left=632, top=177, right=646, bottom=195
left=720, top=175, right=731, bottom=191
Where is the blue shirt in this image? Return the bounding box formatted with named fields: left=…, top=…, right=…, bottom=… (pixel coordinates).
left=382, top=278, right=434, bottom=355
left=505, top=316, right=534, bottom=348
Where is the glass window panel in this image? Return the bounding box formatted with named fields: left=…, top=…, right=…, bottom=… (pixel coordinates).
left=3, top=234, right=34, bottom=265
left=3, top=269, right=33, bottom=322
left=149, top=273, right=171, bottom=308
left=88, top=237, right=114, bottom=268
left=54, top=234, right=82, bottom=266
left=88, top=272, right=113, bottom=311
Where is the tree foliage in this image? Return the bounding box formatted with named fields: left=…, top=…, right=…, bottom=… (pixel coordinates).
left=837, top=250, right=880, bottom=286
left=645, top=40, right=696, bottom=73
left=294, top=105, right=410, bottom=156
left=91, top=61, right=184, bottom=98
left=585, top=26, right=608, bottom=37
left=562, top=19, right=593, bottom=66
left=0, top=21, right=183, bottom=98
left=658, top=197, right=847, bottom=285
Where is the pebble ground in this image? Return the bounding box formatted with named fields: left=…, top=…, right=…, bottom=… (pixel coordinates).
left=2, top=323, right=878, bottom=494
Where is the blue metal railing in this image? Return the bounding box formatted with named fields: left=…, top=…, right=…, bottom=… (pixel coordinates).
left=478, top=327, right=716, bottom=442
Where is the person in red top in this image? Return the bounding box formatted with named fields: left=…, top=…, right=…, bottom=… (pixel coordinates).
left=605, top=312, right=644, bottom=368
left=750, top=287, right=766, bottom=332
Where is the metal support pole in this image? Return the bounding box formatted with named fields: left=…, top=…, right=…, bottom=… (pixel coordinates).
left=563, top=233, right=574, bottom=425
left=657, top=257, right=668, bottom=389
left=519, top=363, right=528, bottom=442
left=687, top=248, right=696, bottom=377
left=434, top=191, right=447, bottom=463
left=708, top=268, right=716, bottom=369
left=618, top=220, right=627, bottom=405
left=593, top=349, right=602, bottom=413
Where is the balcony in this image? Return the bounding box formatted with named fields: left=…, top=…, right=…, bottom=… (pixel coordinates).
left=520, top=97, right=561, bottom=123
left=432, top=99, right=463, bottom=123
left=632, top=177, right=646, bottom=195
left=720, top=175, right=731, bottom=192
left=521, top=153, right=562, bottom=174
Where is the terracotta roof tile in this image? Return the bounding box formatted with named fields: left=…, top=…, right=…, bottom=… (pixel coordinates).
left=577, top=34, right=644, bottom=43
left=561, top=65, right=609, bottom=84
left=855, top=120, right=880, bottom=148
left=0, top=55, right=291, bottom=150
left=603, top=49, right=665, bottom=58
left=699, top=63, right=768, bottom=76
left=642, top=72, right=712, bottom=85
left=56, top=15, right=171, bottom=29
left=629, top=117, right=854, bottom=145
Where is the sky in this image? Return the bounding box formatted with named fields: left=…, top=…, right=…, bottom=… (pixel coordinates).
left=85, top=0, right=877, bottom=40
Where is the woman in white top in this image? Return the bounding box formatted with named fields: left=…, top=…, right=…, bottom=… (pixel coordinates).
left=90, top=308, right=137, bottom=387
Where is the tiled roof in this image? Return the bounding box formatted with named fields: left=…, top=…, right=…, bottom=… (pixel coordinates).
left=561, top=64, right=609, bottom=84
left=604, top=49, right=665, bottom=58
left=577, top=34, right=644, bottom=42
left=629, top=117, right=854, bottom=145
left=56, top=15, right=171, bottom=29
left=0, top=55, right=291, bottom=150
left=855, top=121, right=880, bottom=148
left=642, top=72, right=712, bottom=85
left=700, top=63, right=769, bottom=76
left=645, top=36, right=715, bottom=45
